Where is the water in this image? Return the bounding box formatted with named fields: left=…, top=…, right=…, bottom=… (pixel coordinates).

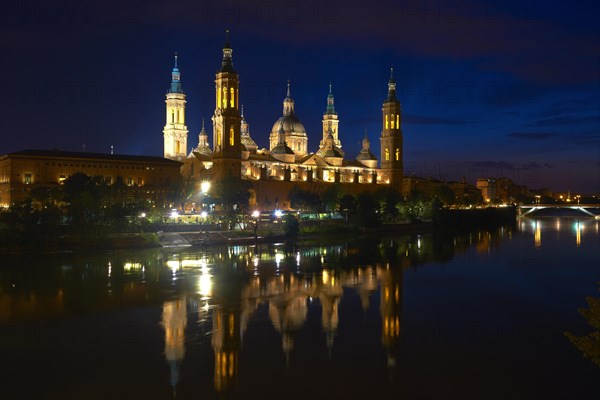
left=1, top=217, right=599, bottom=400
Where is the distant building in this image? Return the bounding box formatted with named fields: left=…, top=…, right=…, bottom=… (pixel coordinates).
left=477, top=177, right=531, bottom=203
left=0, top=149, right=182, bottom=208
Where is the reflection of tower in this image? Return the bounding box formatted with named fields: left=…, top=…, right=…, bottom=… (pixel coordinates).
left=320, top=293, right=340, bottom=359
left=269, top=295, right=307, bottom=366
left=212, top=306, right=240, bottom=395
left=380, top=266, right=403, bottom=369
left=162, top=297, right=188, bottom=396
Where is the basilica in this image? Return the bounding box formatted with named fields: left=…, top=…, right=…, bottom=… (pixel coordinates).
left=163, top=33, right=404, bottom=209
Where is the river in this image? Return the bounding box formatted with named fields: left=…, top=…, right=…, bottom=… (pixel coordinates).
left=1, top=216, right=599, bottom=399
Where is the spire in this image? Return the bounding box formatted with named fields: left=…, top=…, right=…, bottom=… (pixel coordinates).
left=220, top=29, right=235, bottom=73
left=169, top=52, right=183, bottom=94
left=325, top=82, right=336, bottom=115
left=200, top=118, right=206, bottom=133
left=387, top=67, right=397, bottom=102
left=283, top=80, right=295, bottom=116
left=241, top=104, right=245, bottom=118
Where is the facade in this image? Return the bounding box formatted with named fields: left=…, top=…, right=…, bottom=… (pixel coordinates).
left=0, top=149, right=182, bottom=208
left=180, top=34, right=405, bottom=209
left=477, top=177, right=530, bottom=203
left=163, top=53, right=189, bottom=161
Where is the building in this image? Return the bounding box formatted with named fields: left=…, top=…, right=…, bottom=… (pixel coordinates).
left=0, top=149, right=182, bottom=208
left=173, top=33, right=404, bottom=209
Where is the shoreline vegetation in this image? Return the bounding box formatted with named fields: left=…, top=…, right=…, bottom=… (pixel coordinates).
left=0, top=207, right=517, bottom=255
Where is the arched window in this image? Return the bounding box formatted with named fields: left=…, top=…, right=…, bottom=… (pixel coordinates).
left=395, top=148, right=400, bottom=161
left=391, top=114, right=395, bottom=129
left=385, top=115, right=389, bottom=129
left=230, top=88, right=235, bottom=108
left=222, top=87, right=227, bottom=108
left=385, top=148, right=389, bottom=161
left=217, top=127, right=221, bottom=146
left=171, top=110, right=175, bottom=123
left=229, top=126, right=234, bottom=146
left=217, top=87, right=221, bottom=108
left=396, top=114, right=399, bottom=128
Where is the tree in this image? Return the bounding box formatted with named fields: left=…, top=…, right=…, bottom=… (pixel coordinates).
left=321, top=184, right=343, bottom=212
left=288, top=186, right=321, bottom=212
left=213, top=177, right=251, bottom=230
left=433, top=184, right=455, bottom=205
left=565, top=284, right=600, bottom=368
left=356, top=191, right=380, bottom=228
left=166, top=175, right=195, bottom=210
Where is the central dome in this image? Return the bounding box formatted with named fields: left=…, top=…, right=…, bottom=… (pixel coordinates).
left=271, top=115, right=307, bottom=137
left=269, top=115, right=308, bottom=156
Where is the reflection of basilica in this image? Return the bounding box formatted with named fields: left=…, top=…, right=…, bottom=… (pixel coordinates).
left=159, top=243, right=408, bottom=396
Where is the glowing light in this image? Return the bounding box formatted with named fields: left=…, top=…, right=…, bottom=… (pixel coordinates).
left=123, top=262, right=142, bottom=271
left=322, top=269, right=329, bottom=284
left=170, top=210, right=179, bottom=219
left=201, top=181, right=210, bottom=194
left=108, top=262, right=112, bottom=277
left=200, top=211, right=208, bottom=219
left=575, top=221, right=582, bottom=247
left=198, top=273, right=212, bottom=298
left=252, top=210, right=260, bottom=218
left=275, top=252, right=284, bottom=267
left=534, top=221, right=541, bottom=247
left=140, top=212, right=146, bottom=218
left=274, top=210, right=283, bottom=218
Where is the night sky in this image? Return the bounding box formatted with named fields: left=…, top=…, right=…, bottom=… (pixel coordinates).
left=1, top=0, right=598, bottom=193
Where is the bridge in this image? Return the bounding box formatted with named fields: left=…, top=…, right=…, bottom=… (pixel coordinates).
left=518, top=204, right=600, bottom=219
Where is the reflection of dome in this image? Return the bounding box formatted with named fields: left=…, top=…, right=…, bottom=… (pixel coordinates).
left=270, top=115, right=307, bottom=138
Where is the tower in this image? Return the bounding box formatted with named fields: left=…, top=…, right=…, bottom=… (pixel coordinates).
left=380, top=68, right=403, bottom=190
left=320, top=83, right=342, bottom=149
left=163, top=53, right=188, bottom=161
left=212, top=30, right=242, bottom=183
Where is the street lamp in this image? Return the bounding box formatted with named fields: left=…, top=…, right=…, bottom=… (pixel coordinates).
left=251, top=210, right=260, bottom=242
left=200, top=181, right=210, bottom=194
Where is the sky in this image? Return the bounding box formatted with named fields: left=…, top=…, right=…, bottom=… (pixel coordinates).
left=0, top=0, right=599, bottom=193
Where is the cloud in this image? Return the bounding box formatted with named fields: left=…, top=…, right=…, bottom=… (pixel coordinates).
left=404, top=114, right=470, bottom=125
left=507, top=132, right=557, bottom=140
left=531, top=115, right=600, bottom=127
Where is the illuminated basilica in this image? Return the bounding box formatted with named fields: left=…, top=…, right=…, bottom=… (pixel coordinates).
left=163, top=33, right=404, bottom=208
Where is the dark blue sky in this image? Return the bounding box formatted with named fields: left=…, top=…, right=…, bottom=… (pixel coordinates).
left=1, top=0, right=598, bottom=193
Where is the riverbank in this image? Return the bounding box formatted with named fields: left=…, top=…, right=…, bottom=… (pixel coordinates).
left=0, top=207, right=515, bottom=255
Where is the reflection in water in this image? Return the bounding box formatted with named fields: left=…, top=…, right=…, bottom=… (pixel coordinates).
left=162, top=297, right=187, bottom=395
left=3, top=219, right=598, bottom=398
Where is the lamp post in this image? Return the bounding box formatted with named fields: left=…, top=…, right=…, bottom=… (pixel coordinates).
left=252, top=210, right=260, bottom=243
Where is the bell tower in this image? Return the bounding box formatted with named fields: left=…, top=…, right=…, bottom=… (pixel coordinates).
left=212, top=30, right=242, bottom=183
left=320, top=83, right=341, bottom=149
left=163, top=53, right=188, bottom=161
left=380, top=68, right=403, bottom=190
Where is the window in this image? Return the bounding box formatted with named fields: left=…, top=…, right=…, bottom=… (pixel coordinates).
left=230, top=88, right=235, bottom=108
left=217, top=87, right=221, bottom=108
left=127, top=177, right=133, bottom=186
left=105, top=176, right=112, bottom=184
left=222, top=87, right=227, bottom=108
left=395, top=148, right=400, bottom=161
left=385, top=148, right=390, bottom=161
left=171, top=110, right=175, bottom=123
left=137, top=178, right=143, bottom=186
left=391, top=114, right=395, bottom=129
left=24, top=174, right=32, bottom=184
left=385, top=115, right=389, bottom=129
left=396, top=114, right=399, bottom=128
left=229, top=126, right=235, bottom=146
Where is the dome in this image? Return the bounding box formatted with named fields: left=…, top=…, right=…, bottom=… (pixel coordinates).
left=270, top=115, right=307, bottom=137
left=317, top=147, right=344, bottom=159
left=271, top=143, right=295, bottom=155
left=356, top=149, right=377, bottom=161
